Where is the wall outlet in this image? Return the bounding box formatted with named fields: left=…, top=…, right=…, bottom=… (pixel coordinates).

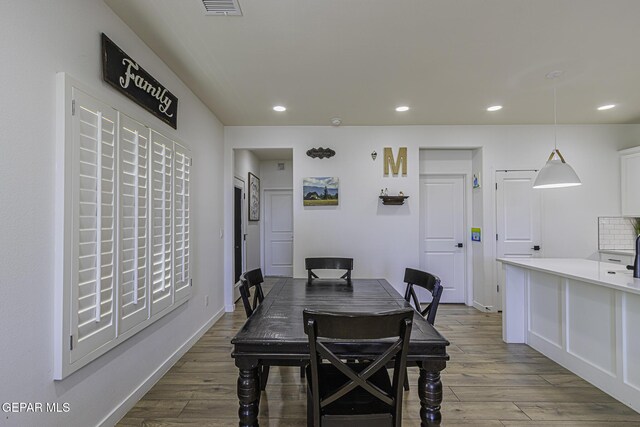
left=205, top=295, right=209, bottom=307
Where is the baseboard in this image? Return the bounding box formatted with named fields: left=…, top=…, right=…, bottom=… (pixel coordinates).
left=98, top=306, right=226, bottom=427
left=473, top=301, right=495, bottom=312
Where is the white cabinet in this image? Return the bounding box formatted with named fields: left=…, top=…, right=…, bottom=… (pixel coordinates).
left=621, top=147, right=640, bottom=216
left=599, top=251, right=634, bottom=266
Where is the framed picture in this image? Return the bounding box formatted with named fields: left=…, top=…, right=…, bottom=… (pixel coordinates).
left=248, top=172, right=260, bottom=221
left=303, top=177, right=339, bottom=206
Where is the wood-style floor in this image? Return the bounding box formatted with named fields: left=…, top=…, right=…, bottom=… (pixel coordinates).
left=118, top=279, right=640, bottom=426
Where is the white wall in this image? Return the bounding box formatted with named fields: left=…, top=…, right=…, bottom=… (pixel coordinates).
left=0, top=1, right=224, bottom=426
left=261, top=160, right=293, bottom=190
left=224, top=124, right=640, bottom=310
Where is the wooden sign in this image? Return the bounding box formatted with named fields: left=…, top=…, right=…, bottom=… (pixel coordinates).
left=101, top=33, right=178, bottom=129
left=384, top=147, right=407, bottom=176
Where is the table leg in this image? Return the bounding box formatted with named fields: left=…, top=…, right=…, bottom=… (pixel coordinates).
left=238, top=366, right=260, bottom=426
left=418, top=365, right=444, bottom=426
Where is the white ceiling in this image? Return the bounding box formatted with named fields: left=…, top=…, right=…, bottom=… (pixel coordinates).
left=106, top=0, right=640, bottom=126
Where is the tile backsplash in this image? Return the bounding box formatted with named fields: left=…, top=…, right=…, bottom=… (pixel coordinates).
left=598, top=217, right=638, bottom=250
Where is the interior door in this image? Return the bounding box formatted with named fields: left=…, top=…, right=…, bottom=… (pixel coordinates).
left=496, top=170, right=542, bottom=310
left=419, top=175, right=466, bottom=303
left=234, top=186, right=243, bottom=283
left=265, top=190, right=293, bottom=276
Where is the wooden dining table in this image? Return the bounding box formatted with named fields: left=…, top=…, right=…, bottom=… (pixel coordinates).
left=231, top=277, right=450, bottom=426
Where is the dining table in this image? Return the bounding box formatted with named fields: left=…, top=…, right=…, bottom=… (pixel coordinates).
left=231, top=277, right=450, bottom=426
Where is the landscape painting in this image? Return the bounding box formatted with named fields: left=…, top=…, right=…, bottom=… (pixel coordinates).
left=303, top=177, right=339, bottom=206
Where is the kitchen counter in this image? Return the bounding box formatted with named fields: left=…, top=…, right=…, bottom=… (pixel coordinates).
left=498, top=258, right=640, bottom=295
left=498, top=257, right=640, bottom=413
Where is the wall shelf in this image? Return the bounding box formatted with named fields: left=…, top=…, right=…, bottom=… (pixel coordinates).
left=379, top=195, right=409, bottom=205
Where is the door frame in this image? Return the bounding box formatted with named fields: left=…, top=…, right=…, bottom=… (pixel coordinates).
left=261, top=188, right=294, bottom=277
left=233, top=176, right=246, bottom=300
left=419, top=173, right=473, bottom=306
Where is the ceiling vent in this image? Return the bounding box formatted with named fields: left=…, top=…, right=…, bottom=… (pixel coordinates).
left=202, top=0, right=242, bottom=16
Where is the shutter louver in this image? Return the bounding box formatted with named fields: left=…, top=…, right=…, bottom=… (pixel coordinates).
left=174, top=143, right=191, bottom=302
left=150, top=131, right=173, bottom=315
left=118, top=114, right=150, bottom=333
left=71, top=89, right=117, bottom=363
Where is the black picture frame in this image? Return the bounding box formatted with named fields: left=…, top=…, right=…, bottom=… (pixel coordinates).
left=248, top=172, right=260, bottom=221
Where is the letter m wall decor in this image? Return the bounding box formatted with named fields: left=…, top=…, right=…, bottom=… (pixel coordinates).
left=102, top=33, right=178, bottom=129
left=384, top=147, right=407, bottom=176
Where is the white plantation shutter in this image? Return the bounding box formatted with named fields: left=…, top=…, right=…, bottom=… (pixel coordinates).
left=70, top=88, right=117, bottom=362
left=56, top=74, right=195, bottom=379
left=118, top=114, right=150, bottom=333
left=150, top=131, right=174, bottom=315
left=174, top=142, right=192, bottom=302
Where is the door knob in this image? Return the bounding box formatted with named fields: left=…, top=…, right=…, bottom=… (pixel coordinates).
left=456, top=243, right=463, bottom=248
left=531, top=245, right=541, bottom=251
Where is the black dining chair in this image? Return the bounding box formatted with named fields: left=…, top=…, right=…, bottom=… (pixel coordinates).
left=238, top=268, right=270, bottom=390
left=303, top=308, right=413, bottom=427
left=403, top=267, right=443, bottom=326
left=239, top=268, right=306, bottom=389
left=400, top=267, right=443, bottom=390
left=305, top=257, right=353, bottom=284
left=239, top=268, right=266, bottom=318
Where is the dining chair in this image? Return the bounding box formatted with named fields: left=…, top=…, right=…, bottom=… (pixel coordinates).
left=238, top=268, right=270, bottom=390
left=303, top=308, right=413, bottom=427
left=403, top=267, right=443, bottom=325
left=401, top=267, right=443, bottom=390
left=239, top=268, right=306, bottom=390
left=305, top=257, right=354, bottom=283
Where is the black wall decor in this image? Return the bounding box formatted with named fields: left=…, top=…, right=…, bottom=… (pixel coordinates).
left=306, top=147, right=336, bottom=159
left=102, top=33, right=178, bottom=129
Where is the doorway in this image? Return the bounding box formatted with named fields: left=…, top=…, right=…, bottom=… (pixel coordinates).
left=264, top=189, right=293, bottom=276
left=419, top=175, right=467, bottom=303
left=495, top=170, right=542, bottom=310
left=233, top=177, right=246, bottom=299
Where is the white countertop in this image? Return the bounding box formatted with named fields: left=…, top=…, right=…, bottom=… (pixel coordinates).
left=498, top=258, right=640, bottom=295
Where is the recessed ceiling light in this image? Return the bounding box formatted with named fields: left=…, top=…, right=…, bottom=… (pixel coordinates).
left=487, top=105, right=503, bottom=112
left=273, top=105, right=286, bottom=112
left=395, top=106, right=410, bottom=112
left=597, top=104, right=616, bottom=111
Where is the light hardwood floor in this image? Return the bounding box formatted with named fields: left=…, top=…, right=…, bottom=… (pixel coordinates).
left=118, top=280, right=640, bottom=426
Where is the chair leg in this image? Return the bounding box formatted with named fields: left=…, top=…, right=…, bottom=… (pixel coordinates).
left=260, top=365, right=270, bottom=391
left=403, top=368, right=410, bottom=391
left=300, top=365, right=305, bottom=379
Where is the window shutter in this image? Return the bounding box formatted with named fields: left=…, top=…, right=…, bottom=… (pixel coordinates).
left=70, top=88, right=117, bottom=362
left=174, top=142, right=192, bottom=302
left=118, top=114, right=150, bottom=333
left=150, top=131, right=173, bottom=315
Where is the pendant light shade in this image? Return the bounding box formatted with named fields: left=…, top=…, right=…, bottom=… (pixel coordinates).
left=533, top=149, right=582, bottom=188
left=533, top=71, right=582, bottom=189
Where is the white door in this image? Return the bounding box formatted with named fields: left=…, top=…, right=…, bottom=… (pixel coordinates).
left=420, top=176, right=466, bottom=303
left=264, top=190, right=293, bottom=276
left=496, top=170, right=542, bottom=310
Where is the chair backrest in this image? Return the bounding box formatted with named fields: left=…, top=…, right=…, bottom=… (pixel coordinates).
left=239, top=268, right=265, bottom=318
left=403, top=267, right=443, bottom=325
left=303, top=308, right=413, bottom=427
left=305, top=257, right=353, bottom=283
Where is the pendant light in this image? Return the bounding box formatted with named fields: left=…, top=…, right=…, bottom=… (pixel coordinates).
left=533, top=71, right=582, bottom=189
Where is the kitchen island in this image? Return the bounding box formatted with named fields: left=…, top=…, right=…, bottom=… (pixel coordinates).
left=499, top=258, right=640, bottom=413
